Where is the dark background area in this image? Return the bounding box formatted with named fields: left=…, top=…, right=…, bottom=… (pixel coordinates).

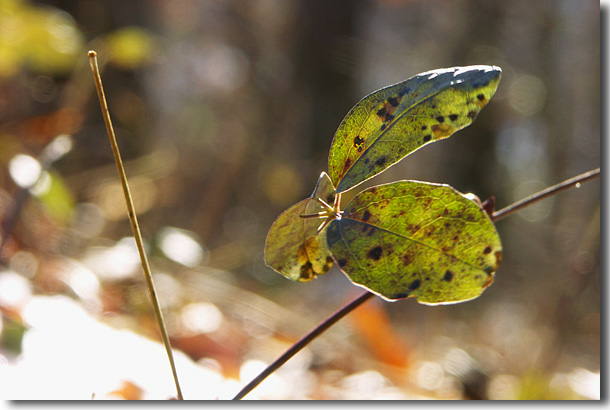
left=0, top=0, right=600, bottom=400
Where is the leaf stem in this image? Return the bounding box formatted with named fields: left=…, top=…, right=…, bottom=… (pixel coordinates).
left=232, top=290, right=375, bottom=400
left=491, top=167, right=600, bottom=222
left=88, top=51, right=184, bottom=400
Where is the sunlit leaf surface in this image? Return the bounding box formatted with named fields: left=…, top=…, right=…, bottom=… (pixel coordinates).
left=328, top=66, right=502, bottom=193
left=326, top=181, right=502, bottom=304
left=265, top=172, right=336, bottom=281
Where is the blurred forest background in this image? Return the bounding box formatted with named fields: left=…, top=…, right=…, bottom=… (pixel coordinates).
left=0, top=0, right=600, bottom=400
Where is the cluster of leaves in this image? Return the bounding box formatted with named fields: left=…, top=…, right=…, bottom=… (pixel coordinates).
left=265, top=66, right=503, bottom=305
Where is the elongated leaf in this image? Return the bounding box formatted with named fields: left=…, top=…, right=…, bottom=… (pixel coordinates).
left=326, top=181, right=502, bottom=304
left=328, top=66, right=502, bottom=193
left=265, top=172, right=336, bottom=281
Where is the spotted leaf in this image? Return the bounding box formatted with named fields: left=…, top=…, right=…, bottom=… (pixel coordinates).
left=328, top=66, right=502, bottom=193
left=326, top=181, right=502, bottom=304
left=265, top=172, right=336, bottom=282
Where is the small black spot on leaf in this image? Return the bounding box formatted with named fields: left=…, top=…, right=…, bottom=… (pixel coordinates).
left=483, top=246, right=492, bottom=254
left=477, top=93, right=485, bottom=101
left=362, top=210, right=371, bottom=221
left=354, top=135, right=364, bottom=146
left=449, top=114, right=458, bottom=121
left=385, top=113, right=395, bottom=122
left=377, top=107, right=387, bottom=117
left=442, top=270, right=453, bottom=282
left=436, top=116, right=444, bottom=123
left=409, top=280, right=421, bottom=290
left=423, top=134, right=432, bottom=143
left=367, top=246, right=383, bottom=261
left=387, top=96, right=399, bottom=107
left=375, top=157, right=387, bottom=167
left=421, top=125, right=427, bottom=131
left=364, top=158, right=370, bottom=165
left=467, top=110, right=477, bottom=119
left=300, top=262, right=314, bottom=280
left=398, top=87, right=410, bottom=96
left=338, top=259, right=347, bottom=268
left=343, top=158, right=352, bottom=172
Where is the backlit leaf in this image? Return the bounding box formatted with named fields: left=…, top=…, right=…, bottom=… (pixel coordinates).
left=328, top=66, right=502, bottom=193
left=326, top=181, right=502, bottom=304
left=265, top=172, right=336, bottom=282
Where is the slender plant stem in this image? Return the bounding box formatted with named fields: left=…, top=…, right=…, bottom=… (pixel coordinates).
left=88, top=51, right=184, bottom=400
left=233, top=166, right=600, bottom=400
left=492, top=167, right=600, bottom=222
left=232, top=290, right=375, bottom=400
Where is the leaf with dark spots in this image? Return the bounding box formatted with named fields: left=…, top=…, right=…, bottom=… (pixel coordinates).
left=265, top=172, right=336, bottom=282
left=328, top=66, right=501, bottom=193
left=327, top=181, right=502, bottom=304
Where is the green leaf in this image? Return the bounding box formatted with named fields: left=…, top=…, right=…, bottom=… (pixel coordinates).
left=328, top=66, right=502, bottom=193
left=326, top=181, right=502, bottom=304
left=265, top=172, right=336, bottom=282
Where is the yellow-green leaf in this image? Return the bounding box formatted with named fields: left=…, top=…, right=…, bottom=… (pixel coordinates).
left=328, top=66, right=502, bottom=193
left=326, top=181, right=502, bottom=304
left=265, top=172, right=336, bottom=282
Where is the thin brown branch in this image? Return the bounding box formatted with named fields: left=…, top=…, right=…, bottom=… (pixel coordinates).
left=492, top=167, right=600, bottom=222
left=232, top=291, right=375, bottom=400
